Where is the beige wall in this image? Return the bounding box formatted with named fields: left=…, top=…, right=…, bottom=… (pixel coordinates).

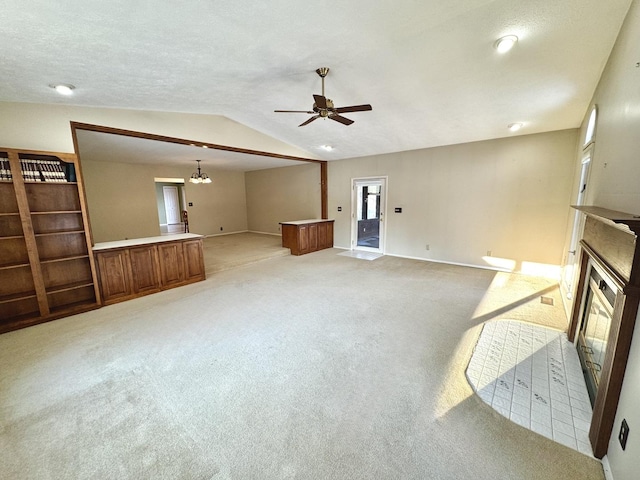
left=0, top=101, right=314, bottom=158
left=572, top=1, right=640, bottom=477
left=328, top=130, right=578, bottom=273
left=245, top=163, right=321, bottom=234
left=83, top=160, right=247, bottom=243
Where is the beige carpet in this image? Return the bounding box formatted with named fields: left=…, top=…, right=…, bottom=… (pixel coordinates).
left=202, top=232, right=289, bottom=275
left=0, top=248, right=604, bottom=479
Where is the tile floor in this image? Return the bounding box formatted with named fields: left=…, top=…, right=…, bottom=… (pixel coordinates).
left=337, top=250, right=383, bottom=261
left=466, top=320, right=594, bottom=457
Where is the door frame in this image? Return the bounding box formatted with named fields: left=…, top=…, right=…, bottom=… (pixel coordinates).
left=563, top=147, right=593, bottom=299
left=350, top=176, right=388, bottom=254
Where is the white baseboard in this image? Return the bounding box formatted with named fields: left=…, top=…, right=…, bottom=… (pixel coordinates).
left=203, top=230, right=248, bottom=238
left=248, top=230, right=282, bottom=237
left=384, top=252, right=512, bottom=273
left=601, top=455, right=614, bottom=480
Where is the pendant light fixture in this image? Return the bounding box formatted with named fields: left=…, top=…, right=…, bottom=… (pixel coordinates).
left=189, top=160, right=212, bottom=184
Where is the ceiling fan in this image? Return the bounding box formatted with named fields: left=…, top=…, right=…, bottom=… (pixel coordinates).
left=275, top=67, right=372, bottom=127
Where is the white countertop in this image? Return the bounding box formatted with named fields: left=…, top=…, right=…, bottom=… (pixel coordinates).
left=280, top=219, right=334, bottom=225
left=93, top=233, right=203, bottom=251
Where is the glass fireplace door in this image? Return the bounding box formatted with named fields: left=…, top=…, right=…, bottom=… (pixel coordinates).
left=577, top=264, right=616, bottom=405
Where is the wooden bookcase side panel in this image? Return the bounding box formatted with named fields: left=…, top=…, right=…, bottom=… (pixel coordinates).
left=7, top=152, right=49, bottom=317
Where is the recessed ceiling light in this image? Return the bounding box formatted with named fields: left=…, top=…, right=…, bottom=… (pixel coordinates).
left=202, top=145, right=209, bottom=148
left=321, top=145, right=333, bottom=151
left=494, top=35, right=518, bottom=54
left=508, top=122, right=523, bottom=132
left=50, top=84, right=75, bottom=95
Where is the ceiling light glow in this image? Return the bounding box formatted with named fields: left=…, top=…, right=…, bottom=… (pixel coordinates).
left=321, top=145, right=333, bottom=151
left=494, top=35, right=518, bottom=54
left=50, top=84, right=75, bottom=95
left=508, top=122, right=523, bottom=132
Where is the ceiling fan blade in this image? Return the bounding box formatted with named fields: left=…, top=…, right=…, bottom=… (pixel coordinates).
left=313, top=94, right=328, bottom=109
left=329, top=114, right=354, bottom=126
left=299, top=115, right=320, bottom=127
left=335, top=104, right=373, bottom=114
left=275, top=110, right=315, bottom=114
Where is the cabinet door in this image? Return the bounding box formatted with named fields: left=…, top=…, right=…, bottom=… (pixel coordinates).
left=298, top=225, right=309, bottom=254
left=317, top=222, right=328, bottom=249
left=158, top=242, right=185, bottom=288
left=129, top=246, right=161, bottom=294
left=96, top=250, right=132, bottom=305
left=308, top=223, right=318, bottom=251
left=183, top=239, right=205, bottom=282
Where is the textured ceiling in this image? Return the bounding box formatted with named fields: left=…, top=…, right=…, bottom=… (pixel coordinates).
left=1, top=1, right=633, bottom=163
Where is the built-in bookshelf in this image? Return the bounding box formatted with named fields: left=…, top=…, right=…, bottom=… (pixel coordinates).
left=0, top=149, right=100, bottom=333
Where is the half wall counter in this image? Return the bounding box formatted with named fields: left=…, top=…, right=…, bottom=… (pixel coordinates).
left=93, top=233, right=205, bottom=305
left=280, top=219, right=334, bottom=255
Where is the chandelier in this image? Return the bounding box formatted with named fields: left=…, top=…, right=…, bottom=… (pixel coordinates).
left=189, top=160, right=212, bottom=184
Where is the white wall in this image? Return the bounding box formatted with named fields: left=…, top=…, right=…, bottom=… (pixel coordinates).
left=328, top=130, right=578, bottom=273
left=575, top=1, right=640, bottom=478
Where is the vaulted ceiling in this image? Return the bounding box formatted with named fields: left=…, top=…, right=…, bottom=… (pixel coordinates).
left=1, top=1, right=633, bottom=161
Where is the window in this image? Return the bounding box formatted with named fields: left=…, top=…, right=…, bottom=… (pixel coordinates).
left=584, top=106, right=597, bottom=147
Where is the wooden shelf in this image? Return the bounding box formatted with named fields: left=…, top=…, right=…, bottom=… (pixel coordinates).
left=0, top=290, right=37, bottom=304
left=35, top=229, right=85, bottom=237
left=0, top=212, right=20, bottom=217
left=46, top=280, right=94, bottom=294
left=40, top=254, right=90, bottom=264
left=30, top=210, right=82, bottom=215
left=0, top=261, right=31, bottom=271
left=0, top=234, right=25, bottom=240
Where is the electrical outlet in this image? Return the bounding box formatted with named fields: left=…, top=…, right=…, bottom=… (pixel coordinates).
left=619, top=419, right=630, bottom=450
left=487, top=250, right=492, bottom=256
left=426, top=244, right=430, bottom=250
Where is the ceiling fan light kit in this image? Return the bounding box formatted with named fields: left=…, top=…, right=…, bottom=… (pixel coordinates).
left=275, top=67, right=372, bottom=127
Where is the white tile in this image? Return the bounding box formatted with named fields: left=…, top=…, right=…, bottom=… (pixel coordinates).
left=554, top=431, right=578, bottom=450
left=511, top=411, right=531, bottom=428
left=467, top=319, right=594, bottom=458
left=552, top=409, right=574, bottom=427
left=530, top=409, right=552, bottom=427
left=511, top=402, right=531, bottom=419
left=553, top=418, right=576, bottom=438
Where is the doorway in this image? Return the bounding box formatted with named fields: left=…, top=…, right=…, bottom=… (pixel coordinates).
left=563, top=149, right=592, bottom=298
left=351, top=177, right=387, bottom=253
left=155, top=178, right=186, bottom=235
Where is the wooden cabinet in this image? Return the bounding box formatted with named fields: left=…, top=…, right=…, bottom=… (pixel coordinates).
left=95, top=235, right=205, bottom=306
left=0, top=148, right=100, bottom=334
left=281, top=219, right=334, bottom=256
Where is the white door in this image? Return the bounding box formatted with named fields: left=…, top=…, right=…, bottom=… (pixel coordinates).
left=351, top=177, right=387, bottom=253
left=163, top=186, right=181, bottom=225
left=563, top=151, right=592, bottom=298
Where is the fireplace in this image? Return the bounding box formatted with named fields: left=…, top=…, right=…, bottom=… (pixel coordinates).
left=576, top=261, right=617, bottom=405
left=568, top=206, right=640, bottom=458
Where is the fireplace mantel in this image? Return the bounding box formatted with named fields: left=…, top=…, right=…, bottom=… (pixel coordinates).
left=569, top=205, right=640, bottom=458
